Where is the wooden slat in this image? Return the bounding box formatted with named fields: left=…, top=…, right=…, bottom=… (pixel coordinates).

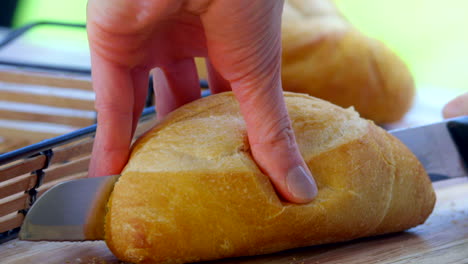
left=0, top=109, right=94, bottom=127
left=0, top=116, right=153, bottom=198
left=0, top=212, right=24, bottom=234
left=0, top=69, right=92, bottom=91
left=43, top=156, right=89, bottom=184
left=0, top=156, right=89, bottom=202
left=0, top=174, right=34, bottom=200
left=0, top=192, right=28, bottom=217
left=0, top=153, right=90, bottom=200
left=51, top=139, right=93, bottom=165
left=0, top=90, right=95, bottom=110
left=0, top=139, right=92, bottom=181
left=0, top=137, right=29, bottom=153
left=0, top=155, right=45, bottom=182
left=0, top=139, right=92, bottom=189
left=0, top=126, right=64, bottom=142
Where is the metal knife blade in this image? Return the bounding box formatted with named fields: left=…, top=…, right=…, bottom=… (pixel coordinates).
left=389, top=116, right=468, bottom=181
left=19, top=175, right=119, bottom=241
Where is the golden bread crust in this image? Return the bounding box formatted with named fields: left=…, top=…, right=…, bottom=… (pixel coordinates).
left=193, top=0, right=415, bottom=123
left=281, top=0, right=414, bottom=123
left=105, top=92, right=435, bottom=263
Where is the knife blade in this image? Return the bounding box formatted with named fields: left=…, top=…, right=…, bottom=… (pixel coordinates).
left=389, top=115, right=468, bottom=181
left=18, top=116, right=468, bottom=242
left=19, top=175, right=119, bottom=241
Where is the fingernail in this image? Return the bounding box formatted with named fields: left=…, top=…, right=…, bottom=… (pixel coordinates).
left=287, top=166, right=318, bottom=203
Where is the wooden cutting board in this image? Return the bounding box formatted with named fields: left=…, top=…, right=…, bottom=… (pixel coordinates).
left=1, top=178, right=467, bottom=264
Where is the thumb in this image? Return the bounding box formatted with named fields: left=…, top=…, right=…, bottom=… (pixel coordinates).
left=233, top=77, right=318, bottom=204
left=201, top=0, right=317, bottom=203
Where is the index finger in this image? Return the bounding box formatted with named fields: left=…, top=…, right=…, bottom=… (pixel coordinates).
left=87, top=54, right=138, bottom=178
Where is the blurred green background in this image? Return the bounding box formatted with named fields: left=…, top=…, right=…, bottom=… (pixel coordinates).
left=335, top=0, right=468, bottom=96
left=10, top=0, right=468, bottom=95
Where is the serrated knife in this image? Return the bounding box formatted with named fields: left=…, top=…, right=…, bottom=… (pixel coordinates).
left=18, top=116, right=468, bottom=241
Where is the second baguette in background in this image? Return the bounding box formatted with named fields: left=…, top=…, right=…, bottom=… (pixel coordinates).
left=281, top=0, right=414, bottom=124
left=195, top=0, right=415, bottom=124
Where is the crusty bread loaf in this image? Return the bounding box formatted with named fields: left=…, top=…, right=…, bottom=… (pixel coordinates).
left=281, top=0, right=415, bottom=123
left=195, top=0, right=415, bottom=124
left=105, top=92, right=435, bottom=264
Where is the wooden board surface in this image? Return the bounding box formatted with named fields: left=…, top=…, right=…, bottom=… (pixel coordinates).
left=0, top=178, right=467, bottom=264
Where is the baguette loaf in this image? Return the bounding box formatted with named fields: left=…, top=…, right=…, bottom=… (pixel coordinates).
left=281, top=0, right=415, bottom=123
left=195, top=0, right=415, bottom=124
left=105, top=92, right=435, bottom=264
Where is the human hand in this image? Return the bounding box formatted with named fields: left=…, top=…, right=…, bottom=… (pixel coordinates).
left=443, top=92, right=468, bottom=118
left=86, top=0, right=317, bottom=203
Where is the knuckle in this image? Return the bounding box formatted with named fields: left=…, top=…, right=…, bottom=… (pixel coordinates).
left=184, top=0, right=213, bottom=15
left=95, top=101, right=133, bottom=119
left=251, top=115, right=296, bottom=151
